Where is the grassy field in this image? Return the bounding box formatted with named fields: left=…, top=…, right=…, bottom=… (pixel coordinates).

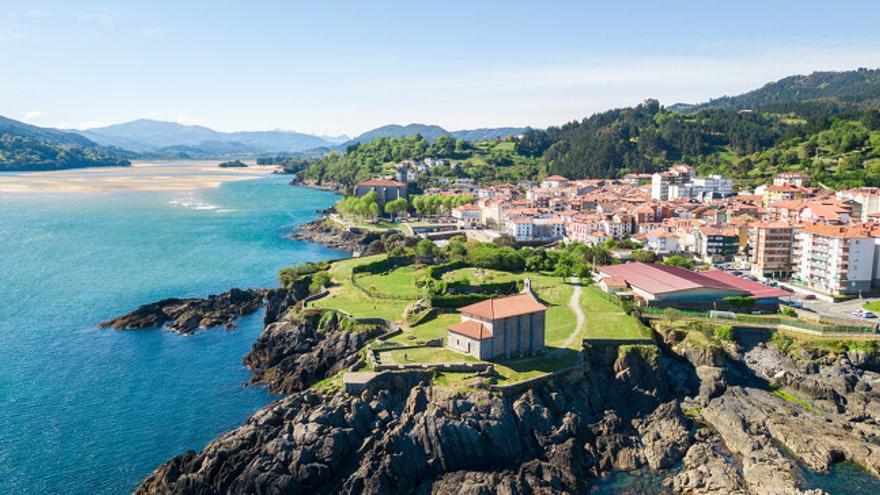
left=356, top=264, right=426, bottom=299
left=310, top=254, right=412, bottom=321
left=863, top=300, right=880, bottom=312
left=313, top=259, right=648, bottom=385
left=380, top=347, right=479, bottom=365
left=441, top=267, right=523, bottom=284
left=581, top=286, right=651, bottom=340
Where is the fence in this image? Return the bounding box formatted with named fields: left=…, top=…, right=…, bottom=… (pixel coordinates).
left=644, top=308, right=876, bottom=335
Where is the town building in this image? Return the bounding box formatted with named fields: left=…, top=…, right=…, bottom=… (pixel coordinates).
left=773, top=172, right=811, bottom=187
left=793, top=224, right=877, bottom=295
left=595, top=262, right=789, bottom=311
left=353, top=179, right=407, bottom=206
left=748, top=222, right=795, bottom=279
left=447, top=283, right=547, bottom=360
left=451, top=203, right=482, bottom=228
left=541, top=175, right=570, bottom=189
left=694, top=226, right=740, bottom=263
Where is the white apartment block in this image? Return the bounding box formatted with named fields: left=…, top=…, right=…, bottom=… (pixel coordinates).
left=793, top=224, right=876, bottom=295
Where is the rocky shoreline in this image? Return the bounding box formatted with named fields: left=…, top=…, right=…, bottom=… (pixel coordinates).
left=290, top=218, right=403, bottom=255
left=131, top=292, right=880, bottom=494
left=100, top=287, right=306, bottom=335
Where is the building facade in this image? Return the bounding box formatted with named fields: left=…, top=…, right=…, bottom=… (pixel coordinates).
left=353, top=179, right=407, bottom=206
left=749, top=221, right=794, bottom=279
left=447, top=288, right=547, bottom=360
left=793, top=224, right=876, bottom=295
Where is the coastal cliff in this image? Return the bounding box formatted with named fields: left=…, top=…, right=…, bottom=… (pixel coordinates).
left=133, top=300, right=880, bottom=494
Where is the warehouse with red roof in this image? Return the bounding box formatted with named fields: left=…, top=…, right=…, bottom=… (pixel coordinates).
left=595, top=262, right=790, bottom=311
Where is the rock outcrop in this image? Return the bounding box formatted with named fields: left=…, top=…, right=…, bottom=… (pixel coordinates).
left=137, top=343, right=696, bottom=495
left=134, top=306, right=880, bottom=494
left=100, top=288, right=268, bottom=334
left=244, top=310, right=386, bottom=394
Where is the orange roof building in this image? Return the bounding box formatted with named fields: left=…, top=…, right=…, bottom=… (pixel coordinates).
left=447, top=283, right=547, bottom=360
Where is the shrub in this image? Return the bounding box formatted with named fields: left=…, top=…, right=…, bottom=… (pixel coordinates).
left=309, top=271, right=331, bottom=294
left=780, top=306, right=798, bottom=318
left=770, top=331, right=796, bottom=353
left=713, top=325, right=734, bottom=342
left=724, top=296, right=757, bottom=312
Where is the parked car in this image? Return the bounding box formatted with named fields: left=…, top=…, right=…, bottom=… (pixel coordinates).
left=803, top=294, right=817, bottom=300
left=863, top=311, right=877, bottom=319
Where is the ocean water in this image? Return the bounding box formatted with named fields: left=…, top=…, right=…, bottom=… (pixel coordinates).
left=0, top=174, right=343, bottom=494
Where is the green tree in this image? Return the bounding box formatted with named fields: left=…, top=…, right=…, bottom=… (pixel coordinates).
left=384, top=198, right=408, bottom=220
left=309, top=271, right=331, bottom=294
left=630, top=249, right=658, bottom=263
left=415, top=239, right=437, bottom=260
left=663, top=255, right=696, bottom=269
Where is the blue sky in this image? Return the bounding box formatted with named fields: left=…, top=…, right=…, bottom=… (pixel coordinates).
left=2, top=0, right=880, bottom=136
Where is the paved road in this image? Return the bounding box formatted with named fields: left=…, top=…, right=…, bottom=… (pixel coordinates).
left=560, top=282, right=585, bottom=350
left=804, top=297, right=880, bottom=322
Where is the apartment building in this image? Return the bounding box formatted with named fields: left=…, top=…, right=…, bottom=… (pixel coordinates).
left=793, top=224, right=876, bottom=295
left=749, top=221, right=794, bottom=279
left=694, top=226, right=739, bottom=263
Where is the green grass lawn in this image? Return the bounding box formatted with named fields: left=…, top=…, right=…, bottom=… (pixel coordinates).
left=310, top=254, right=412, bottom=321
left=356, top=264, right=426, bottom=299
left=441, top=267, right=524, bottom=284
left=380, top=347, right=478, bottom=365
left=581, top=286, right=651, bottom=340
left=863, top=300, right=880, bottom=312
left=492, top=348, right=582, bottom=384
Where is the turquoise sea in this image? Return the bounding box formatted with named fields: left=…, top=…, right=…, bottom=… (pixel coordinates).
left=0, top=173, right=343, bottom=493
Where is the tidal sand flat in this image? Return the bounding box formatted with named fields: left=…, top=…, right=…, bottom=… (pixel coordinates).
left=0, top=160, right=280, bottom=193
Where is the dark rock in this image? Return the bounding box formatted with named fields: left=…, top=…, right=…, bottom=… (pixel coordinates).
left=245, top=310, right=385, bottom=394
left=100, top=288, right=268, bottom=335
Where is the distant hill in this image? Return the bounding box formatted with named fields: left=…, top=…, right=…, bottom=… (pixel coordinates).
left=344, top=124, right=450, bottom=146
left=450, top=127, right=527, bottom=141
left=343, top=123, right=526, bottom=147
left=0, top=115, right=130, bottom=171
left=76, top=119, right=337, bottom=154
left=672, top=68, right=880, bottom=114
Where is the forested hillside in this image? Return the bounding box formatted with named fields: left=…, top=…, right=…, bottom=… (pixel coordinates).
left=296, top=134, right=540, bottom=189
left=674, top=68, right=880, bottom=113
left=0, top=115, right=130, bottom=172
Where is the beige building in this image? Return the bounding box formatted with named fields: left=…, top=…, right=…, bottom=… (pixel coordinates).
left=447, top=285, right=547, bottom=360
left=749, top=221, right=795, bottom=279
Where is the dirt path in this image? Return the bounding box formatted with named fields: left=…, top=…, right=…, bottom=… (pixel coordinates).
left=559, top=280, right=585, bottom=351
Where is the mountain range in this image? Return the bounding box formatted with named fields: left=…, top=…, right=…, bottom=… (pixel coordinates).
left=3, top=67, right=880, bottom=172
left=75, top=119, right=341, bottom=155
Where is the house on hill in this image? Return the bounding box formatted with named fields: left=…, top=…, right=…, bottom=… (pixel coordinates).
left=353, top=179, right=407, bottom=206
left=447, top=281, right=547, bottom=360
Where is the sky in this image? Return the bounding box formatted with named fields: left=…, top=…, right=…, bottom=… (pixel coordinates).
left=2, top=0, right=880, bottom=137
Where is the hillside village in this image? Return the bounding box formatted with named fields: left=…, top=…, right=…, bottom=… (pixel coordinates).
left=344, top=161, right=880, bottom=305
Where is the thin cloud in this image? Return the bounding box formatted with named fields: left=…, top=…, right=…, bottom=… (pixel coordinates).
left=139, top=27, right=163, bottom=36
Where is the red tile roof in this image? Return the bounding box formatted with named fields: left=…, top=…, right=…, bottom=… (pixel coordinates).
left=599, top=262, right=790, bottom=299
left=701, top=271, right=791, bottom=298
left=544, top=175, right=568, bottom=181
left=458, top=292, right=547, bottom=320
left=448, top=320, right=493, bottom=340
left=598, top=262, right=743, bottom=295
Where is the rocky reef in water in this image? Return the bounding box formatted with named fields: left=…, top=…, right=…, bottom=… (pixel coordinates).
left=133, top=301, right=880, bottom=494
left=100, top=287, right=304, bottom=335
